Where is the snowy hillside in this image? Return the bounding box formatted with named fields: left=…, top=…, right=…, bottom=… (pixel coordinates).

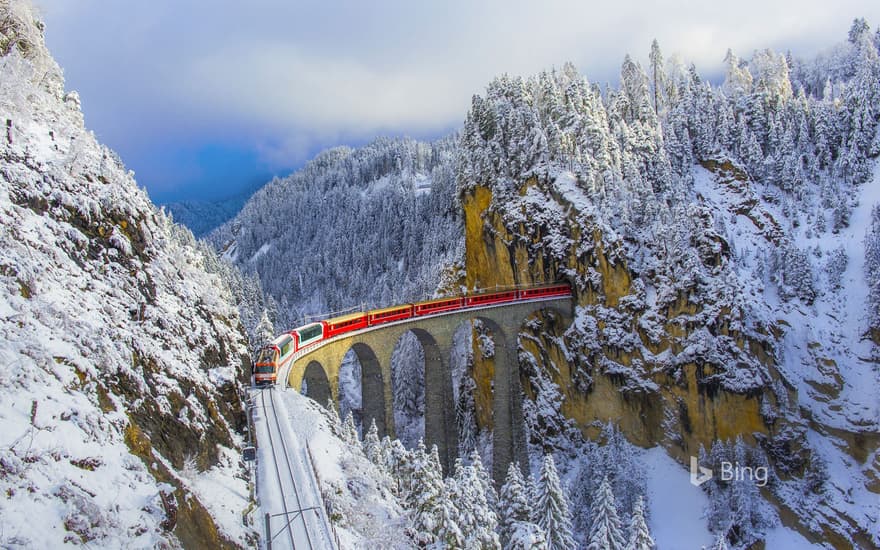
left=210, top=136, right=463, bottom=329
left=0, top=2, right=258, bottom=547
left=452, top=20, right=880, bottom=549
left=164, top=187, right=257, bottom=238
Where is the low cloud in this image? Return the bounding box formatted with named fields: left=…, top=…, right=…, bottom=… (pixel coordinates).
left=183, top=42, right=466, bottom=132
left=35, top=0, right=880, bottom=197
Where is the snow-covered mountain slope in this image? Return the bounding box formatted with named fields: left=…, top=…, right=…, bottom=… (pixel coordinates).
left=164, top=187, right=257, bottom=238
left=692, top=162, right=879, bottom=548
left=454, top=23, right=880, bottom=549
left=0, top=2, right=255, bottom=547
left=209, top=136, right=463, bottom=329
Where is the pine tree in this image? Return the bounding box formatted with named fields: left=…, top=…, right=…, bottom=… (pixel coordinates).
left=508, top=520, right=550, bottom=550
left=451, top=457, right=501, bottom=549
left=588, top=475, right=626, bottom=550
left=470, top=449, right=498, bottom=513
left=624, top=496, right=654, bottom=550
left=325, top=398, right=341, bottom=435
left=342, top=410, right=360, bottom=445
left=500, top=462, right=532, bottom=544
left=255, top=309, right=274, bottom=350
left=456, top=375, right=479, bottom=456
left=363, top=418, right=381, bottom=465
left=406, top=440, right=447, bottom=546
left=428, top=443, right=443, bottom=478
left=534, top=454, right=576, bottom=550
left=729, top=437, right=773, bottom=544
left=722, top=49, right=752, bottom=98
left=388, top=438, right=411, bottom=497
left=649, top=39, right=666, bottom=115
left=865, top=206, right=880, bottom=331
left=435, top=479, right=466, bottom=548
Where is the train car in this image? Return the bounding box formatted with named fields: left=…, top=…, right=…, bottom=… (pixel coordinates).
left=517, top=283, right=571, bottom=300
left=368, top=304, right=414, bottom=326
left=253, top=333, right=296, bottom=385
left=413, top=296, right=465, bottom=316
left=323, top=312, right=368, bottom=338
left=293, top=322, right=324, bottom=351
left=464, top=289, right=517, bottom=307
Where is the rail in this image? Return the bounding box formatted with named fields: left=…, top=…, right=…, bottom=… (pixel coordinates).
left=262, top=388, right=315, bottom=549
left=306, top=442, right=341, bottom=550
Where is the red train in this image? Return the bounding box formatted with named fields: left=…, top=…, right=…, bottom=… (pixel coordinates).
left=253, top=283, right=571, bottom=385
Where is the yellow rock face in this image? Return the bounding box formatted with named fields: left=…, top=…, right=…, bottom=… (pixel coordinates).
left=471, top=325, right=496, bottom=430
left=124, top=419, right=240, bottom=549
left=461, top=182, right=773, bottom=455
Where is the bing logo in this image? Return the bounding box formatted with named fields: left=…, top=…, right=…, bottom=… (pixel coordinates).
left=690, top=456, right=713, bottom=486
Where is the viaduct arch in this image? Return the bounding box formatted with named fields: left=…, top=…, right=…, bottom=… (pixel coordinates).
left=280, top=296, right=573, bottom=483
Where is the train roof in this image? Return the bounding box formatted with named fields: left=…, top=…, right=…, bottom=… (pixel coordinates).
left=291, top=322, right=323, bottom=335
left=369, top=304, right=413, bottom=315
left=324, top=312, right=366, bottom=325
left=415, top=296, right=463, bottom=306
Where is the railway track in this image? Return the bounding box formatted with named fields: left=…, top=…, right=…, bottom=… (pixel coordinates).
left=260, top=387, right=318, bottom=550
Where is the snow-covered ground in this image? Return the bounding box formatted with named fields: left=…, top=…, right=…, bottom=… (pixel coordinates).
left=254, top=387, right=408, bottom=549
left=253, top=387, right=335, bottom=549
left=642, top=447, right=714, bottom=549
left=642, top=447, right=823, bottom=550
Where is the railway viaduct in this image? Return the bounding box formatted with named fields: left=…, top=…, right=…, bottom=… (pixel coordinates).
left=278, top=295, right=573, bottom=483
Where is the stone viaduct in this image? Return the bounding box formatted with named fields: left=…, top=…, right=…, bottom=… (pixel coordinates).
left=278, top=296, right=573, bottom=483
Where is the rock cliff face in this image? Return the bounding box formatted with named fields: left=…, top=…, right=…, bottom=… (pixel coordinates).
left=451, top=45, right=880, bottom=544
left=461, top=176, right=776, bottom=457
left=0, top=2, right=254, bottom=547
left=460, top=168, right=878, bottom=547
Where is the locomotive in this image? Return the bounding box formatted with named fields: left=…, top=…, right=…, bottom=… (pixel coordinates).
left=252, top=284, right=570, bottom=385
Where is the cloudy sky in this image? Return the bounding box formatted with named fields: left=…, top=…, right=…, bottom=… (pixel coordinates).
left=35, top=0, right=880, bottom=203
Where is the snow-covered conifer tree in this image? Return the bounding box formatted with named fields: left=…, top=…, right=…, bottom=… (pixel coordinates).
left=342, top=410, right=360, bottom=445
left=624, top=495, right=654, bottom=550
left=534, top=454, right=576, bottom=550
left=470, top=449, right=498, bottom=512
left=588, top=475, right=626, bottom=550
left=865, top=206, right=880, bottom=330
left=456, top=375, right=479, bottom=456
left=405, top=441, right=445, bottom=545
left=325, top=398, right=341, bottom=434
left=500, top=462, right=532, bottom=544
left=255, top=309, right=274, bottom=350
left=434, top=479, right=466, bottom=548
left=649, top=39, right=666, bottom=115
left=508, top=521, right=550, bottom=550
left=363, top=418, right=381, bottom=465
left=711, top=533, right=730, bottom=550
left=451, top=457, right=501, bottom=549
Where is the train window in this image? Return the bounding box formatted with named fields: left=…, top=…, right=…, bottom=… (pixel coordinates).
left=299, top=324, right=322, bottom=341
left=256, top=348, right=276, bottom=363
